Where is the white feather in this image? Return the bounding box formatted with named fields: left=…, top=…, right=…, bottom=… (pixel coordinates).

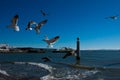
left=14, top=25, right=20, bottom=31
left=29, top=27, right=32, bottom=30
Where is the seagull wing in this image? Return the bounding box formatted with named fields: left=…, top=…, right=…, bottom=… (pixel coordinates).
left=35, top=27, right=40, bottom=34
left=41, top=10, right=48, bottom=16
left=105, top=15, right=119, bottom=20
left=34, top=19, right=47, bottom=34
left=26, top=21, right=36, bottom=30
left=26, top=21, right=31, bottom=29
left=11, top=14, right=19, bottom=26
left=37, top=19, right=48, bottom=29
left=49, top=36, right=60, bottom=44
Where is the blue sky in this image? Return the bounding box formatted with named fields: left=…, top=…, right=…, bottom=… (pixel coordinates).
left=1, top=0, right=120, bottom=50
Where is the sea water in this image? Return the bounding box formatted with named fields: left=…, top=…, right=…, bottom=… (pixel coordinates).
left=0, top=50, right=120, bottom=80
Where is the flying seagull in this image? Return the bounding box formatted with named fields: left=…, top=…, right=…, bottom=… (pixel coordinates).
left=40, top=10, right=48, bottom=16
left=105, top=15, right=119, bottom=20
left=26, top=20, right=36, bottom=30
left=62, top=50, right=76, bottom=59
left=41, top=57, right=51, bottom=62
left=34, top=19, right=48, bottom=34
left=7, top=14, right=20, bottom=31
left=43, top=35, right=60, bottom=48
left=62, top=48, right=76, bottom=59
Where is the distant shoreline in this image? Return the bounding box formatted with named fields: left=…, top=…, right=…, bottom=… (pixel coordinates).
left=1, top=47, right=120, bottom=53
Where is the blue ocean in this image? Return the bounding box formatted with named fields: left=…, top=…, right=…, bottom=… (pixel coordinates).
left=0, top=50, right=120, bottom=80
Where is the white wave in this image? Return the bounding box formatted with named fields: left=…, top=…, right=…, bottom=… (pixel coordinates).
left=0, top=69, right=9, bottom=76
left=40, top=69, right=100, bottom=80
left=40, top=75, right=55, bottom=80
left=13, top=62, right=53, bottom=72
left=82, top=70, right=99, bottom=78
left=28, top=62, right=53, bottom=72
left=28, top=62, right=54, bottom=80
left=0, top=62, right=101, bottom=80
left=13, top=62, right=27, bottom=64
left=12, top=62, right=53, bottom=80
left=65, top=74, right=81, bottom=80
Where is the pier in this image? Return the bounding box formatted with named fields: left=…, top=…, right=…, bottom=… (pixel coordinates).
left=76, top=37, right=80, bottom=64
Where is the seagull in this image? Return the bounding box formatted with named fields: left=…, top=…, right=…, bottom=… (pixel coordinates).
left=7, top=14, right=20, bottom=31
left=26, top=20, right=36, bottom=30
left=105, top=15, right=119, bottom=20
left=40, top=10, right=48, bottom=16
left=43, top=35, right=60, bottom=48
left=62, top=50, right=76, bottom=59
left=34, top=19, right=48, bottom=34
left=42, top=57, right=51, bottom=62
